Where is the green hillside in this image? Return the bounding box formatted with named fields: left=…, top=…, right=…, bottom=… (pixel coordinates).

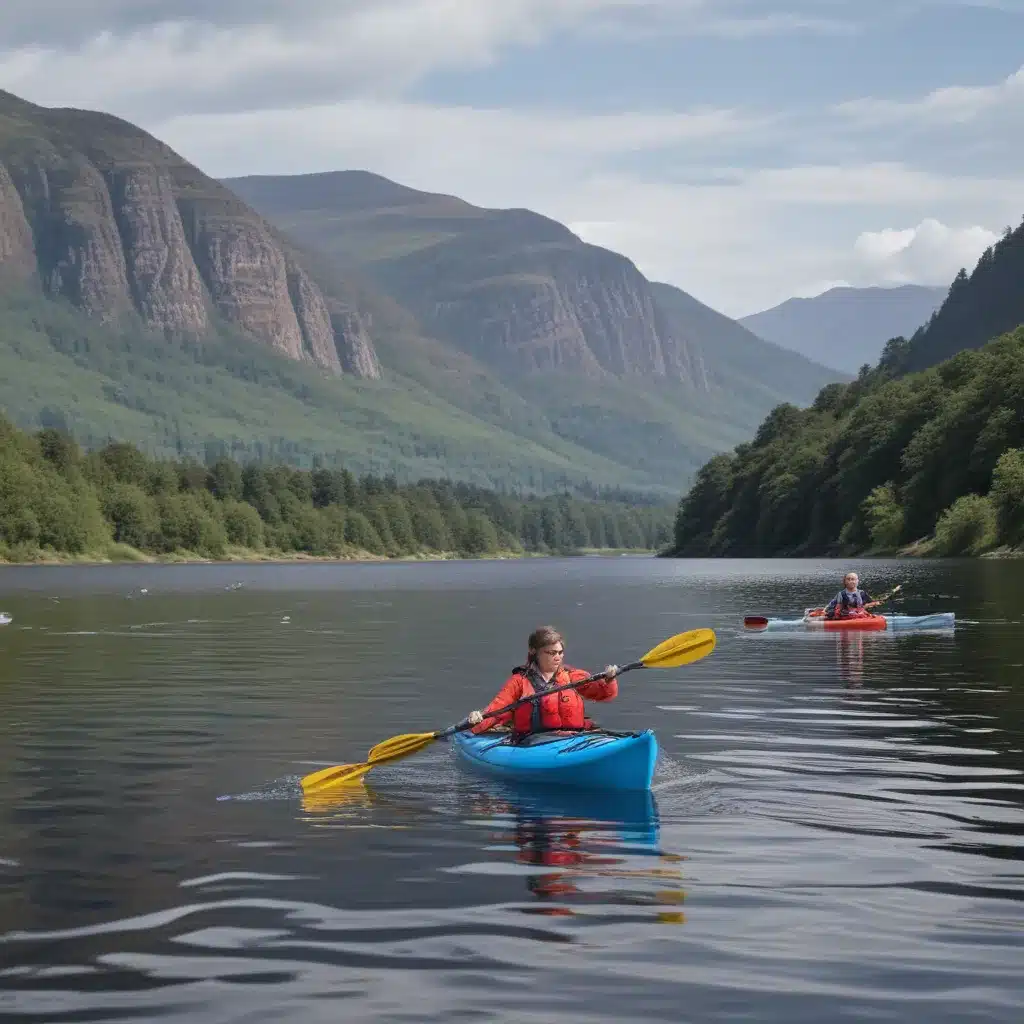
left=0, top=289, right=676, bottom=494
left=0, top=414, right=674, bottom=564
left=668, top=329, right=1024, bottom=557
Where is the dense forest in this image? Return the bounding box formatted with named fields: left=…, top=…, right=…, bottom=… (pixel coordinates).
left=0, top=417, right=673, bottom=563
left=668, top=326, right=1024, bottom=558
left=667, top=218, right=1024, bottom=560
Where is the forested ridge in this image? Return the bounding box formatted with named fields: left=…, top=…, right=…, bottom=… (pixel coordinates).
left=668, top=218, right=1024, bottom=559
left=0, top=417, right=672, bottom=563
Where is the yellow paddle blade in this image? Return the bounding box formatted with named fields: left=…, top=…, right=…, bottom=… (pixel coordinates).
left=639, top=627, right=716, bottom=669
left=300, top=761, right=376, bottom=793
left=300, top=733, right=438, bottom=794
left=367, top=732, right=437, bottom=762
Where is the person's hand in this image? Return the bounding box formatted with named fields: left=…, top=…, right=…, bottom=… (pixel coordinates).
left=467, top=710, right=484, bottom=725
left=603, top=664, right=619, bottom=680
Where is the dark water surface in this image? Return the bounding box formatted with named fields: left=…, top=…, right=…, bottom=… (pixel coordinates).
left=0, top=557, right=1021, bottom=1022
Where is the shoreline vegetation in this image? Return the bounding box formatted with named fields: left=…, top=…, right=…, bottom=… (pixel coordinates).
left=664, top=327, right=1024, bottom=561
left=0, top=416, right=673, bottom=567
left=0, top=544, right=657, bottom=567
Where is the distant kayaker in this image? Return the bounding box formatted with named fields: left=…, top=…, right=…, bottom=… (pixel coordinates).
left=824, top=572, right=881, bottom=620
left=466, top=626, right=619, bottom=735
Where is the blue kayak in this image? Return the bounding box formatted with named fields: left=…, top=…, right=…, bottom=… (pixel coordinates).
left=452, top=728, right=658, bottom=792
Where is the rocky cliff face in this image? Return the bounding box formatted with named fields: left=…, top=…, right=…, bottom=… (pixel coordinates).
left=0, top=91, right=379, bottom=378
left=381, top=232, right=702, bottom=384
left=107, top=166, right=209, bottom=335
left=229, top=171, right=704, bottom=387
left=0, top=163, right=37, bottom=285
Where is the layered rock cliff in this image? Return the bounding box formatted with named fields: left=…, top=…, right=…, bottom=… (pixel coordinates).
left=393, top=231, right=702, bottom=383
left=230, top=171, right=704, bottom=386
left=0, top=162, right=39, bottom=286
left=0, top=91, right=379, bottom=378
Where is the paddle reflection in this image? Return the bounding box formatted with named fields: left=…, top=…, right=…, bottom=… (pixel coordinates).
left=299, top=782, right=378, bottom=817
left=463, top=783, right=687, bottom=923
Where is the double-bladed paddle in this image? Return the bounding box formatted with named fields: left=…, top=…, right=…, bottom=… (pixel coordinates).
left=743, top=582, right=906, bottom=629
left=300, top=627, right=717, bottom=795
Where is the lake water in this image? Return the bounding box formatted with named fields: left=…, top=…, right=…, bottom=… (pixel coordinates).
left=0, top=557, right=1021, bottom=1022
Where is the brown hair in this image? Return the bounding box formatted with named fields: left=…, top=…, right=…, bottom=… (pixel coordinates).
left=527, top=626, right=564, bottom=664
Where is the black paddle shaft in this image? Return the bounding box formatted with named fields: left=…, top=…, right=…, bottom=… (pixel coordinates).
left=438, top=661, right=643, bottom=739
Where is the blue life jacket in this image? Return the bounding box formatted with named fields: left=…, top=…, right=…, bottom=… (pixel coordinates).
left=826, top=588, right=871, bottom=618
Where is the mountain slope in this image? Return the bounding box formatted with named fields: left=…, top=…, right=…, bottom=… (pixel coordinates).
left=650, top=282, right=853, bottom=409
left=0, top=89, right=379, bottom=377
left=229, top=171, right=699, bottom=382
left=227, top=170, right=843, bottom=417
left=740, top=284, right=947, bottom=374
left=884, top=220, right=1024, bottom=374
left=0, top=92, right=692, bottom=493
left=0, top=287, right=673, bottom=493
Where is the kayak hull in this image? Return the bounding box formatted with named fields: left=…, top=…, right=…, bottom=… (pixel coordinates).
left=748, top=610, right=955, bottom=632
left=452, top=728, right=658, bottom=792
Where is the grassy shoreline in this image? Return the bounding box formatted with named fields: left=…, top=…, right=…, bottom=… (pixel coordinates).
left=0, top=543, right=656, bottom=567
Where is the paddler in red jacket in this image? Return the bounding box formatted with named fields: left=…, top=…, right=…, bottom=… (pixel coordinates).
left=466, top=625, right=618, bottom=735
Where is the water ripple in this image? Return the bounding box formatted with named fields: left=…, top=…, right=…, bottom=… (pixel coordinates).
left=0, top=559, right=1022, bottom=1022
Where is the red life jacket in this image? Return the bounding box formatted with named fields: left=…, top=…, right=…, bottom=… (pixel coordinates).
left=510, top=666, right=590, bottom=733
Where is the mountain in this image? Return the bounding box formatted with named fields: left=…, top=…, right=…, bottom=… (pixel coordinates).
left=0, top=92, right=842, bottom=496
left=740, top=285, right=947, bottom=374
left=0, top=90, right=378, bottom=377
left=881, top=220, right=1024, bottom=374
left=226, top=170, right=842, bottom=469
left=648, top=282, right=852, bottom=411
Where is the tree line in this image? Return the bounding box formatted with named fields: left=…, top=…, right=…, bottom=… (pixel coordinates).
left=667, top=326, right=1024, bottom=558
left=0, top=416, right=673, bottom=561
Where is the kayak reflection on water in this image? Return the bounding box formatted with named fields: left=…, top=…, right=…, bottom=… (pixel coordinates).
left=462, top=781, right=687, bottom=922
left=298, top=779, right=686, bottom=924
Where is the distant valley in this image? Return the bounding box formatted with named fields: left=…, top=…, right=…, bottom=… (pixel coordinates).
left=740, top=284, right=947, bottom=375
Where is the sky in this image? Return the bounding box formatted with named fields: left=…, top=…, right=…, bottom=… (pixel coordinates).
left=1, top=0, right=1022, bottom=317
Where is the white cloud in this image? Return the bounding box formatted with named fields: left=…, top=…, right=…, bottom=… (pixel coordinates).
left=850, top=219, right=1000, bottom=285
left=0, top=1, right=879, bottom=120
left=147, top=94, right=1024, bottom=316
left=155, top=99, right=767, bottom=197
left=2, top=1, right=1021, bottom=318
left=0, top=1, right=646, bottom=117
left=836, top=64, right=1024, bottom=127
left=560, top=174, right=1018, bottom=315
left=695, top=12, right=858, bottom=37
left=582, top=4, right=859, bottom=39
